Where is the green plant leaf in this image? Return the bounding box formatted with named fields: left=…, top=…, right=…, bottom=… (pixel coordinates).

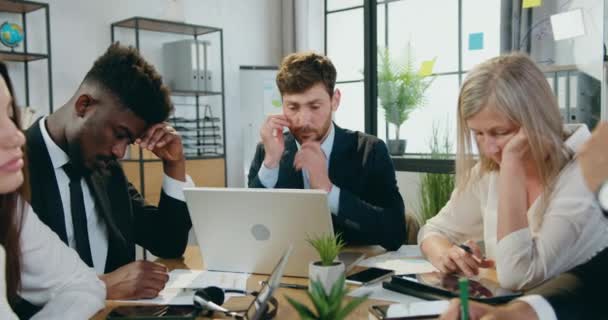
left=309, top=279, right=330, bottom=314
left=335, top=295, right=369, bottom=320
left=286, top=295, right=317, bottom=319
left=286, top=276, right=368, bottom=320
left=306, top=233, right=345, bottom=266
left=377, top=43, right=435, bottom=131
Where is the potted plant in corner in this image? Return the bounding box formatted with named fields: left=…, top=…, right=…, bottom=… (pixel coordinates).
left=307, top=233, right=345, bottom=294
left=286, top=276, right=368, bottom=320
left=378, top=44, right=434, bottom=155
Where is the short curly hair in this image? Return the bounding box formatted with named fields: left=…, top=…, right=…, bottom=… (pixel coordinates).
left=276, top=52, right=337, bottom=97
left=83, top=43, right=173, bottom=124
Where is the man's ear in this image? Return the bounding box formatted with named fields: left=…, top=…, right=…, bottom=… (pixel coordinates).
left=331, top=89, right=341, bottom=112
left=74, top=94, right=95, bottom=118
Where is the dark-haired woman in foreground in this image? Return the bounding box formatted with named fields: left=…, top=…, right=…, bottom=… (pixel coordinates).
left=0, top=61, right=105, bottom=319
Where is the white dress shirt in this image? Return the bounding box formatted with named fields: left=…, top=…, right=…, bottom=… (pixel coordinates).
left=0, top=245, right=17, bottom=319
left=8, top=201, right=106, bottom=319
left=257, top=124, right=341, bottom=214
left=418, top=124, right=608, bottom=290
left=39, top=118, right=193, bottom=274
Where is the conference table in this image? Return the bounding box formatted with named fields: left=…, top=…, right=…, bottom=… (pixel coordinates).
left=92, top=245, right=497, bottom=319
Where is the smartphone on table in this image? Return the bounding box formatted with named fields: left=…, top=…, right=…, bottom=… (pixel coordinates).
left=345, top=267, right=394, bottom=285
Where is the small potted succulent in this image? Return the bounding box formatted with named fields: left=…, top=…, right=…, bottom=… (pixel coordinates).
left=286, top=276, right=368, bottom=320
left=306, top=233, right=345, bottom=294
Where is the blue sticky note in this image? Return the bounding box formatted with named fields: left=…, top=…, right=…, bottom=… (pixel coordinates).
left=468, top=32, right=484, bottom=50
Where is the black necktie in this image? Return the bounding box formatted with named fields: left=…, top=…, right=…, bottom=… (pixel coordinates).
left=62, top=163, right=94, bottom=267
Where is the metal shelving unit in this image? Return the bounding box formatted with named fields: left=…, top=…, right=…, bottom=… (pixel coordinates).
left=0, top=0, right=53, bottom=112
left=111, top=16, right=227, bottom=195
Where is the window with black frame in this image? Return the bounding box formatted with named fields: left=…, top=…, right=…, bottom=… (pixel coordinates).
left=325, top=0, right=366, bottom=133
left=324, top=0, right=605, bottom=173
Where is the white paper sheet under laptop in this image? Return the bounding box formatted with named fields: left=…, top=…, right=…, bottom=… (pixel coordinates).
left=184, top=187, right=334, bottom=277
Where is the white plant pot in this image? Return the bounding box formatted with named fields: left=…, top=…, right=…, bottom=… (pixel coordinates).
left=308, top=261, right=345, bottom=294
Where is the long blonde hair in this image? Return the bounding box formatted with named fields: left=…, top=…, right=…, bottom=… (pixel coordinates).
left=456, top=53, right=570, bottom=204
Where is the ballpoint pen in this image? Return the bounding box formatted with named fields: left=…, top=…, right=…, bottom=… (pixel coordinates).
left=260, top=280, right=307, bottom=290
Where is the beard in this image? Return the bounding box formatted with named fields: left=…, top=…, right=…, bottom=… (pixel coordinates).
left=291, top=117, right=332, bottom=144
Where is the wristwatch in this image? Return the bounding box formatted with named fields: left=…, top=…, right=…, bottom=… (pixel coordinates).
left=597, top=180, right=608, bottom=213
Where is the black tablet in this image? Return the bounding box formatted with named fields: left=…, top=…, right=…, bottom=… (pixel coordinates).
left=385, top=272, right=522, bottom=304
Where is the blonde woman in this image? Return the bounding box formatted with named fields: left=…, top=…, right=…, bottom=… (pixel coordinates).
left=418, top=53, right=608, bottom=290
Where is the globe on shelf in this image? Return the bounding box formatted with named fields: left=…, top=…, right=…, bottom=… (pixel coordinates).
left=0, top=22, right=23, bottom=49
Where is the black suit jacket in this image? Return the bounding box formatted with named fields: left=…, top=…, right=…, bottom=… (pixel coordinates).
left=525, top=248, right=606, bottom=319
left=25, top=119, right=192, bottom=273
left=248, top=124, right=406, bottom=250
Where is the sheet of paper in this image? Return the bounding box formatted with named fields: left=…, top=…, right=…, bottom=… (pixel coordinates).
left=359, top=258, right=437, bottom=274
left=468, top=32, right=484, bottom=50
left=357, top=245, right=436, bottom=274
left=522, top=0, right=542, bottom=9
left=348, top=282, right=424, bottom=304
left=394, top=245, right=424, bottom=258
left=165, top=269, right=249, bottom=290
left=113, top=270, right=250, bottom=305
left=551, top=9, right=585, bottom=41
left=386, top=300, right=450, bottom=317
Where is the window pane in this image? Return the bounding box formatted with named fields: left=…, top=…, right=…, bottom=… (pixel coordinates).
left=334, top=81, right=365, bottom=133
left=378, top=75, right=459, bottom=154
left=377, top=3, right=386, bottom=48
left=327, top=0, right=363, bottom=12
left=461, top=0, right=501, bottom=71
left=387, top=0, right=458, bottom=73
left=327, top=9, right=364, bottom=81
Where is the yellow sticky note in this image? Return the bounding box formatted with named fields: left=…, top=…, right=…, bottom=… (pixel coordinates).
left=523, top=0, right=542, bottom=9
left=418, top=58, right=436, bottom=77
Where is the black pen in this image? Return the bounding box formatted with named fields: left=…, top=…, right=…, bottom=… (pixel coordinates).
left=458, top=243, right=473, bottom=254
left=458, top=243, right=486, bottom=260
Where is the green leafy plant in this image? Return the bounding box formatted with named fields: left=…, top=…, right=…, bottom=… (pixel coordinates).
left=286, top=276, right=368, bottom=320
left=377, top=44, right=434, bottom=141
left=306, top=233, right=345, bottom=266
left=419, top=122, right=455, bottom=222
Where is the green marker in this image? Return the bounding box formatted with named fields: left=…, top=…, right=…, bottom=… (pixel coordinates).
left=459, top=277, right=469, bottom=320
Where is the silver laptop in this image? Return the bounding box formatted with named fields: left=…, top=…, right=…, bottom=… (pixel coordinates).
left=184, top=187, right=334, bottom=277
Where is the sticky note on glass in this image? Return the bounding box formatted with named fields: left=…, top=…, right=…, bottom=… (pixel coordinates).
left=551, top=9, right=585, bottom=41
left=468, top=32, right=484, bottom=50
left=523, top=0, right=542, bottom=8
left=418, top=58, right=436, bottom=76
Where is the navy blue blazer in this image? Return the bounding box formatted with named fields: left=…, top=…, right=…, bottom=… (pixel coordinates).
left=248, top=124, right=406, bottom=250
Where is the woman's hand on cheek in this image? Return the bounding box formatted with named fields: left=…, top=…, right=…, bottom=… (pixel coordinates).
left=501, top=129, right=529, bottom=163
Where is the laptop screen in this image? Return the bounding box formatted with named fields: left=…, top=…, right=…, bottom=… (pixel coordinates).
left=244, top=245, right=293, bottom=320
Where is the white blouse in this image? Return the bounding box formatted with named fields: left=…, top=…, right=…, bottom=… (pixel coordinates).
left=418, top=125, right=608, bottom=290
left=1, top=201, right=106, bottom=319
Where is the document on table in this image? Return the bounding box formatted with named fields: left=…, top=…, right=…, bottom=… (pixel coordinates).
left=385, top=300, right=450, bottom=317
left=113, top=270, right=250, bottom=305
left=357, top=245, right=437, bottom=274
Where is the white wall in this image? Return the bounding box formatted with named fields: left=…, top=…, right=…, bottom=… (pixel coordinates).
left=12, top=0, right=282, bottom=187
